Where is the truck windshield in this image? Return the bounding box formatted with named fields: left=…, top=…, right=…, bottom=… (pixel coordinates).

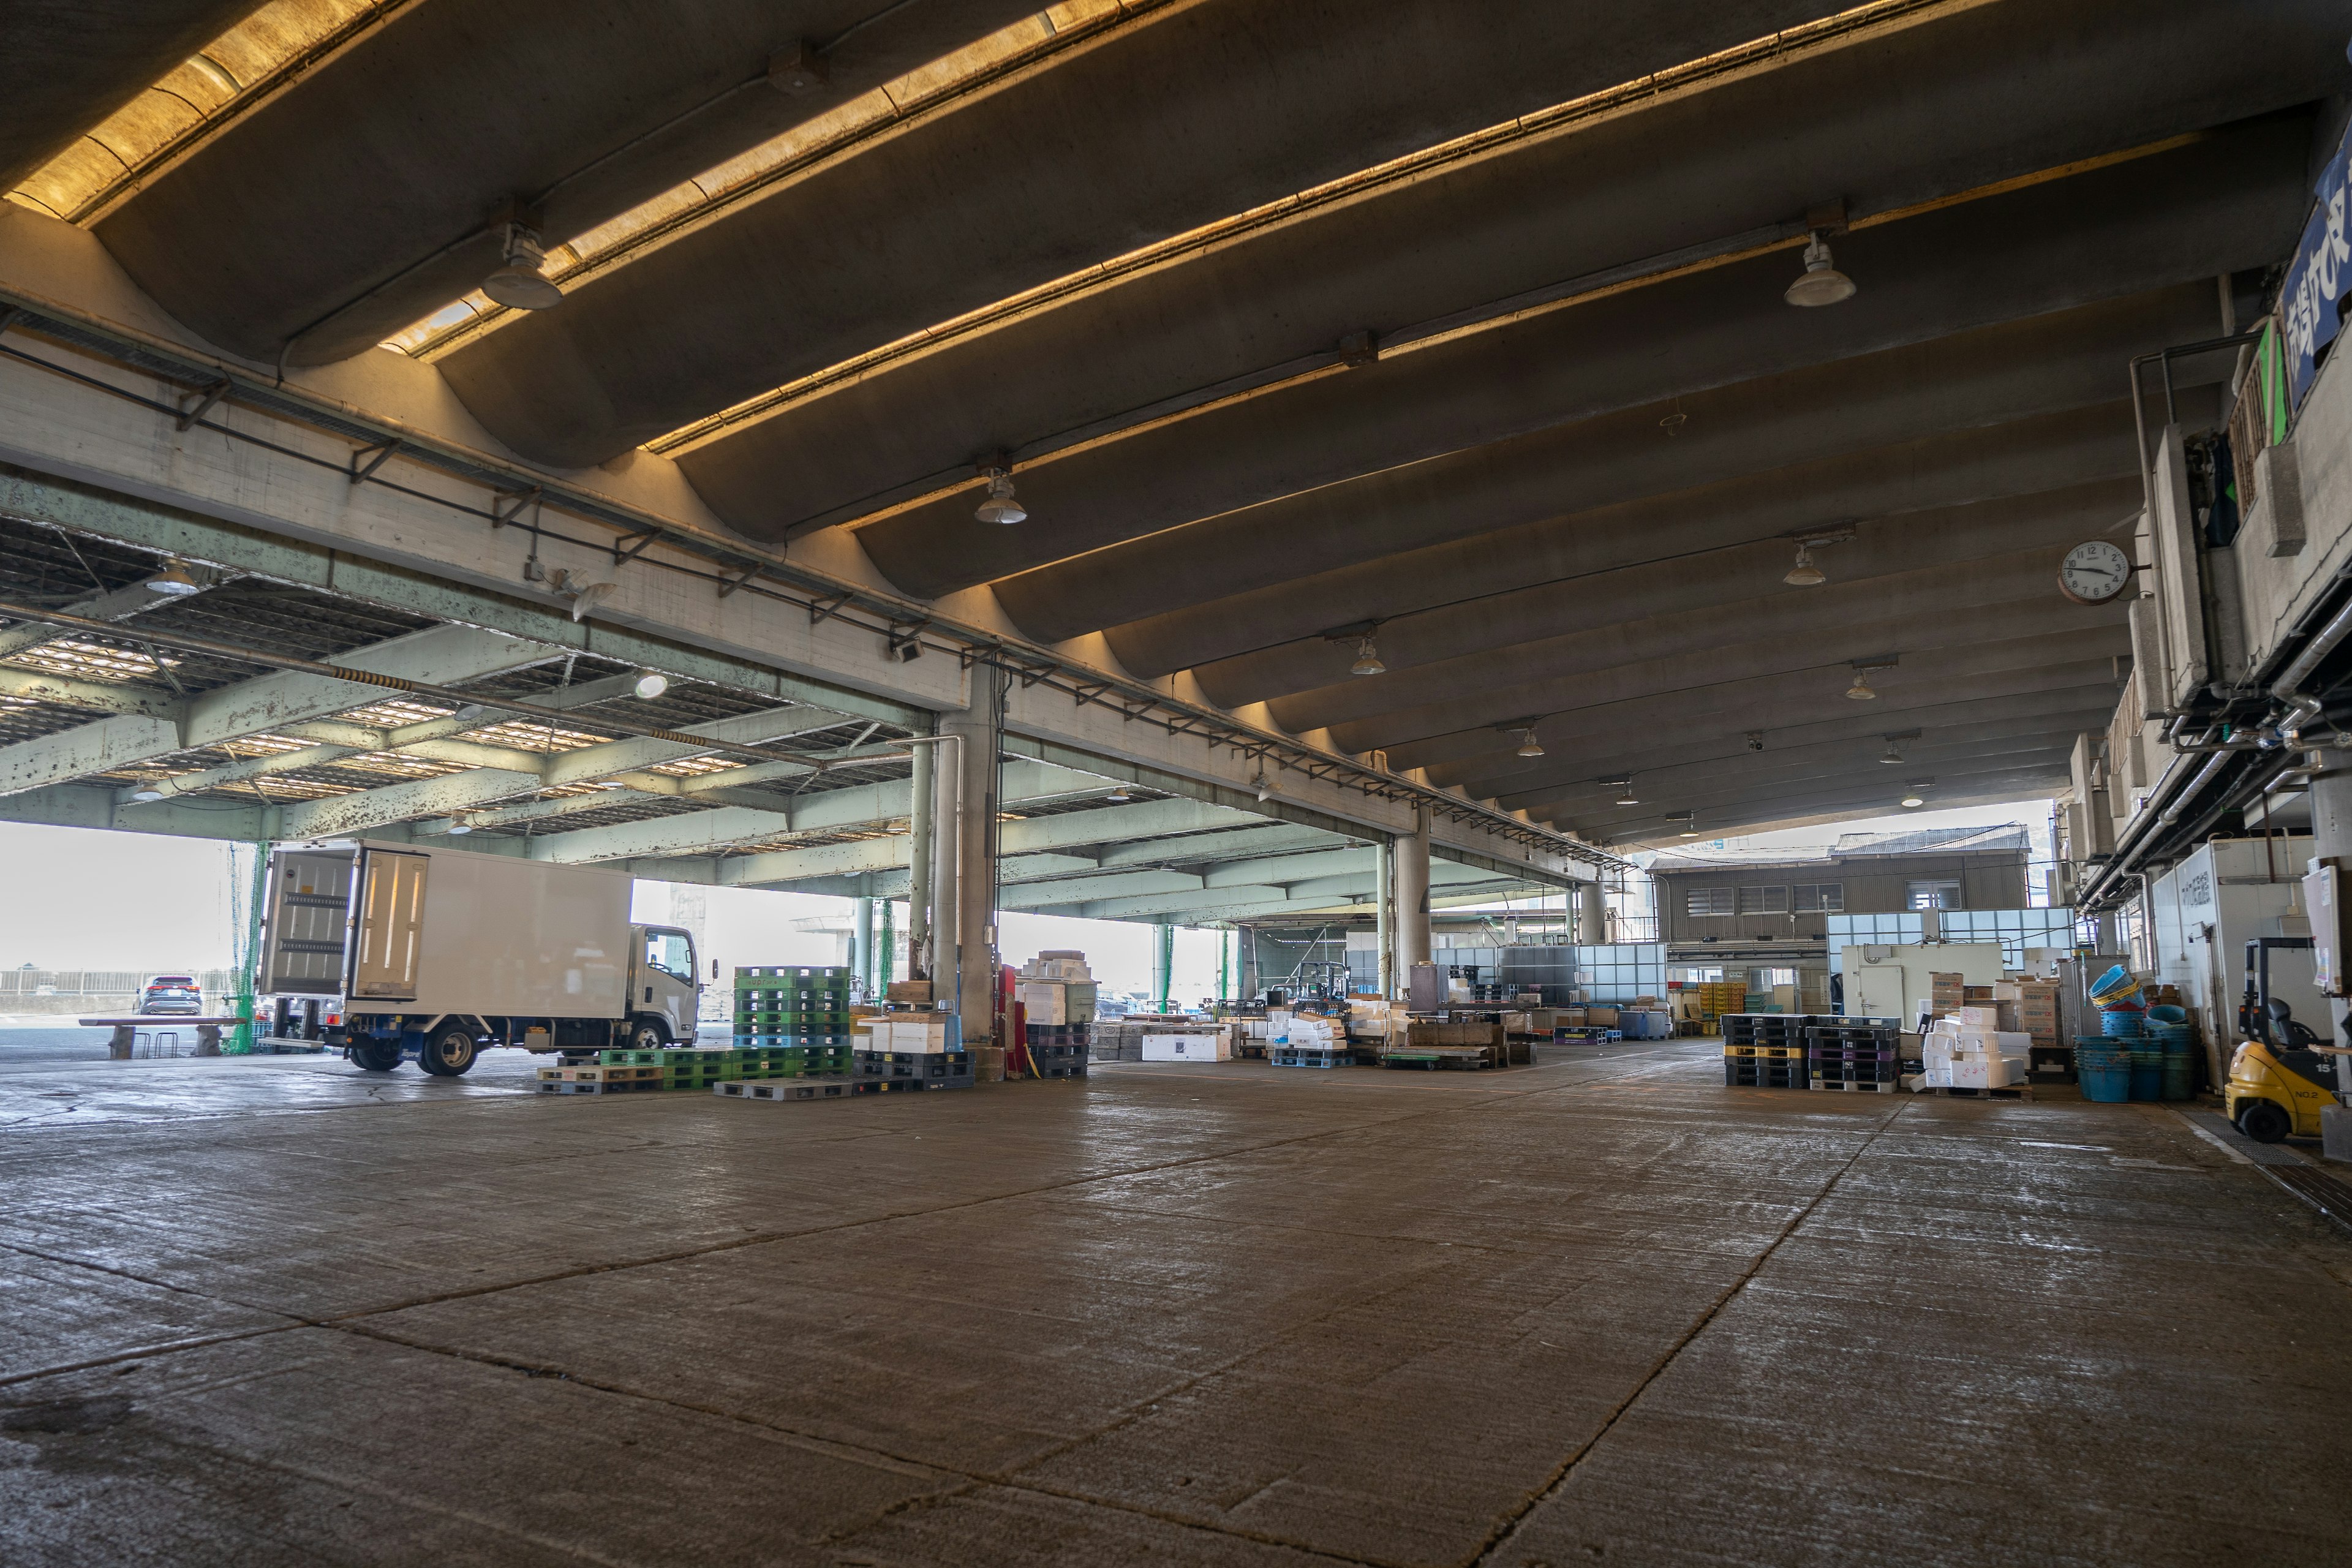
left=645, top=929, right=695, bottom=982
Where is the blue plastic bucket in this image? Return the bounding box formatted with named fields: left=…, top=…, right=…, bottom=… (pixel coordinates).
left=2080, top=1062, right=2133, bottom=1102
left=2100, top=1007, right=2144, bottom=1038
left=2089, top=964, right=2140, bottom=1004
left=2130, top=1064, right=2162, bottom=1100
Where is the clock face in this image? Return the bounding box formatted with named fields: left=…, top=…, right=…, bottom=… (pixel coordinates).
left=2058, top=540, right=2132, bottom=606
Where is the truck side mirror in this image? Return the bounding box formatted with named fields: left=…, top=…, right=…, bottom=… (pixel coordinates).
left=710, top=959, right=719, bottom=979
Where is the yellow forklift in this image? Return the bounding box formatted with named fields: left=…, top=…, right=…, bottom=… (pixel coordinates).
left=2225, top=937, right=2344, bottom=1142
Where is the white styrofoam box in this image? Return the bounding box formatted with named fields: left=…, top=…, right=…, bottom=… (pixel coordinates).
left=1955, top=1005, right=2002, bottom=1028
left=887, top=1016, right=952, bottom=1053
left=1948, top=1055, right=2024, bottom=1088
left=1016, top=982, right=1067, bottom=1025
left=1142, top=1033, right=1231, bottom=1061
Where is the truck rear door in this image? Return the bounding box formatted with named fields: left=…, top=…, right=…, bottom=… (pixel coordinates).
left=352, top=849, right=430, bottom=1000
left=259, top=849, right=359, bottom=995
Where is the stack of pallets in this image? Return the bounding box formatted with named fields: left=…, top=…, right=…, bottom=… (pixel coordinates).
left=1722, top=1014, right=1810, bottom=1088
left=853, top=1048, right=975, bottom=1093
left=733, top=965, right=852, bottom=1049
left=1804, top=1023, right=1900, bottom=1093
left=538, top=1044, right=853, bottom=1093
left=1271, top=1041, right=1350, bottom=1069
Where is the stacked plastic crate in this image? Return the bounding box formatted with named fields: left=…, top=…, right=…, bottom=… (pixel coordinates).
left=1804, top=1019, right=1901, bottom=1093
left=1721, top=1013, right=1809, bottom=1087
left=734, top=965, right=854, bottom=1076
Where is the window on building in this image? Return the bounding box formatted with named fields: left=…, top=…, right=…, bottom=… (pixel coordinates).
left=1685, top=886, right=1734, bottom=916
left=1736, top=885, right=1789, bottom=914
left=1794, top=883, right=1844, bottom=913
left=1907, top=879, right=1962, bottom=910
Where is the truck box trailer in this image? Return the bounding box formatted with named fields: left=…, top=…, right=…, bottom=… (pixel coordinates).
left=257, top=839, right=701, bottom=1075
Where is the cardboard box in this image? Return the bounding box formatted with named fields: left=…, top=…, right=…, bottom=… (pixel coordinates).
left=1017, top=982, right=1067, bottom=1025
left=1588, top=1006, right=1619, bottom=1027
left=886, top=980, right=933, bottom=1005
left=1955, top=1005, right=2002, bottom=1028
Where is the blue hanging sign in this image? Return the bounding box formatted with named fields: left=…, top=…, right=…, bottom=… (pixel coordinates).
left=2283, top=121, right=2352, bottom=410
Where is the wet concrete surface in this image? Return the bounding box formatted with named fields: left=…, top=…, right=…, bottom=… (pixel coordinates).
left=1, top=1041, right=2346, bottom=1566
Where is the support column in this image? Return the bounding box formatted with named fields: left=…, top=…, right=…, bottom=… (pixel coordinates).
left=1578, top=880, right=1607, bottom=946
left=1152, top=922, right=1173, bottom=1011
left=854, top=897, right=875, bottom=997
left=1395, top=805, right=1431, bottom=970
left=939, top=704, right=998, bottom=1047
left=2309, top=758, right=2352, bottom=1057
left=1374, top=839, right=1396, bottom=998
left=1238, top=922, right=1259, bottom=1003
left=908, top=723, right=935, bottom=979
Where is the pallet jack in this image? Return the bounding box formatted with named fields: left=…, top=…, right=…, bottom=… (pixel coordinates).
left=2225, top=937, right=2345, bottom=1142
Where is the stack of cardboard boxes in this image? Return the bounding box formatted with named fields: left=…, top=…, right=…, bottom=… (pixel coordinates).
left=1920, top=1004, right=2030, bottom=1088
left=1014, top=951, right=1098, bottom=1027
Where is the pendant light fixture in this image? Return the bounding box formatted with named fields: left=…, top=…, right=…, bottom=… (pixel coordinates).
left=1106, top=785, right=1132, bottom=803
left=1784, top=231, right=1857, bottom=307
left=1607, top=777, right=1637, bottom=807
left=974, top=467, right=1026, bottom=525
left=1900, top=777, right=1932, bottom=810
left=1878, top=739, right=1904, bottom=764
left=1350, top=632, right=1385, bottom=676
left=1784, top=545, right=1826, bottom=587
left=483, top=223, right=565, bottom=311
left=1251, top=770, right=1272, bottom=802
left=145, top=559, right=205, bottom=596
left=632, top=670, right=669, bottom=700
left=1514, top=725, right=1544, bottom=758
left=446, top=812, right=475, bottom=835
left=1846, top=657, right=1894, bottom=701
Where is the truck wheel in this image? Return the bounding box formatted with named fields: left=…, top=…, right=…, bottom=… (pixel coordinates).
left=2238, top=1099, right=2291, bottom=1144
left=628, top=1019, right=668, bottom=1051
left=417, top=1027, right=480, bottom=1077
left=347, top=1038, right=402, bottom=1073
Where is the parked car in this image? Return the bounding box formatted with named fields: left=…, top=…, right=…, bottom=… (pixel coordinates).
left=138, top=975, right=203, bottom=1015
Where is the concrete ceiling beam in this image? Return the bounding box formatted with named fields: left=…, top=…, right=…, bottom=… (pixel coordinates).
left=1272, top=502, right=2135, bottom=742
left=2, top=622, right=552, bottom=800
left=1599, top=764, right=2074, bottom=845
left=92, top=1, right=1052, bottom=362
left=1495, top=687, right=2126, bottom=815
left=1210, top=440, right=2143, bottom=715
left=842, top=110, right=2310, bottom=596
left=442, top=0, right=1867, bottom=464
left=999, top=287, right=2222, bottom=646
left=1362, top=617, right=2130, bottom=772
left=1491, top=718, right=2106, bottom=821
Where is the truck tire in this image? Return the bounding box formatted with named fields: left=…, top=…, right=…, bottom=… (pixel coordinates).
left=347, top=1038, right=403, bottom=1072
left=628, top=1019, right=668, bottom=1051
left=417, top=1027, right=480, bottom=1077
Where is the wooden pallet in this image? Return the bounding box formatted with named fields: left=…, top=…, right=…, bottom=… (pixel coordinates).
left=1915, top=1082, right=2037, bottom=1102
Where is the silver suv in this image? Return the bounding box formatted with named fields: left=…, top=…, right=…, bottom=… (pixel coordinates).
left=137, top=975, right=203, bottom=1015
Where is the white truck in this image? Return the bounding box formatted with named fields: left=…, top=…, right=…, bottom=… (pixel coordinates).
left=255, top=839, right=703, bottom=1076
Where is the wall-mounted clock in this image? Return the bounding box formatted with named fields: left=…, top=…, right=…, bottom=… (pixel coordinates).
left=2058, top=540, right=2132, bottom=606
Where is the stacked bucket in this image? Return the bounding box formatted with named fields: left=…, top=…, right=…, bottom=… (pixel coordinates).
left=2073, top=967, right=2195, bottom=1102
left=2076, top=965, right=2141, bottom=1102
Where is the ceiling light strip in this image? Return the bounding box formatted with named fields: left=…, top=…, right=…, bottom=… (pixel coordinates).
left=649, top=0, right=1992, bottom=462
left=9, top=1, right=418, bottom=227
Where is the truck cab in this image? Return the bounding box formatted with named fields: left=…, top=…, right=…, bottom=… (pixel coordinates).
left=630, top=925, right=701, bottom=1047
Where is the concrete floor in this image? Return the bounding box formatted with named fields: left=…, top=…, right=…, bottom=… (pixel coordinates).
left=2, top=1042, right=2348, bottom=1567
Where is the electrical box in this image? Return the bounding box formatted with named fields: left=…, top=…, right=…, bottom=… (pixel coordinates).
left=2307, top=860, right=2345, bottom=997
